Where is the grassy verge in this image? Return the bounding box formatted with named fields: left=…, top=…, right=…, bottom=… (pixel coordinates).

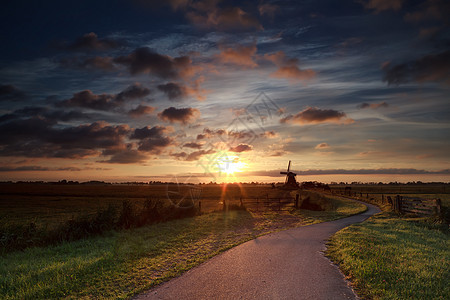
left=327, top=213, right=449, bottom=299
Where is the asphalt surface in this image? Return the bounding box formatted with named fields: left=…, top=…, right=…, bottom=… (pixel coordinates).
left=136, top=202, right=381, bottom=300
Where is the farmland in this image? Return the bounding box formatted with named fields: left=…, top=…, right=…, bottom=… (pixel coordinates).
left=0, top=182, right=367, bottom=299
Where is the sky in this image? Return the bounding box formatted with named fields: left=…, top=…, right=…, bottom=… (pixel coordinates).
left=0, top=0, right=449, bottom=184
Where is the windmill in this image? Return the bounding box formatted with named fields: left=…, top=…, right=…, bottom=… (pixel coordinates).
left=280, top=160, right=299, bottom=189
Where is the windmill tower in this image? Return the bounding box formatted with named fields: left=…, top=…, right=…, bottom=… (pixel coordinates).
left=280, top=160, right=298, bottom=189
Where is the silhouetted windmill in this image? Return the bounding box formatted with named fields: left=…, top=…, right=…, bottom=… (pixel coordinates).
left=280, top=160, right=299, bottom=189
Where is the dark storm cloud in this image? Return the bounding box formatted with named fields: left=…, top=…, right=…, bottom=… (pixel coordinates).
left=170, top=151, right=188, bottom=160
left=128, top=105, right=156, bottom=117
left=64, top=32, right=123, bottom=51
left=59, top=56, right=116, bottom=71
left=158, top=107, right=200, bottom=124
left=382, top=50, right=450, bottom=85
left=114, top=47, right=194, bottom=79
left=0, top=84, right=27, bottom=102
left=281, top=107, right=353, bottom=125
left=157, top=82, right=187, bottom=100
left=229, top=144, right=253, bottom=153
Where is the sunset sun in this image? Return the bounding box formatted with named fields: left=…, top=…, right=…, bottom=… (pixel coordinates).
left=216, top=154, right=246, bottom=175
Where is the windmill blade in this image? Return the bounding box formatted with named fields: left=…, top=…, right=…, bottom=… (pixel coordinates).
left=287, top=160, right=291, bottom=172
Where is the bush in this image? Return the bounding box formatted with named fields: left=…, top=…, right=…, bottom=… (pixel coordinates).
left=117, top=200, right=136, bottom=229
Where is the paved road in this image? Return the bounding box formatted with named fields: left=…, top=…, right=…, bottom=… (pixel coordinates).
left=136, top=202, right=380, bottom=300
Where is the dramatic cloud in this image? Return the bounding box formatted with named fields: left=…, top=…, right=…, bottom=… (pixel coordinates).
left=264, top=51, right=315, bottom=83
left=229, top=144, right=253, bottom=153
left=114, top=47, right=195, bottom=79
left=315, top=143, right=330, bottom=149
left=196, top=127, right=226, bottom=140
left=60, top=90, right=117, bottom=111
left=128, top=105, right=156, bottom=117
left=382, top=50, right=450, bottom=85
left=186, top=4, right=262, bottom=31
left=60, top=84, right=151, bottom=111
left=358, top=102, right=389, bottom=109
left=281, top=107, right=354, bottom=125
left=130, top=126, right=168, bottom=140
left=59, top=56, right=116, bottom=71
left=102, top=149, right=149, bottom=164
left=0, top=119, right=130, bottom=158
left=116, top=83, right=151, bottom=102
left=404, top=0, right=450, bottom=23
left=185, top=149, right=215, bottom=161
left=0, top=84, right=26, bottom=102
left=158, top=107, right=200, bottom=124
left=130, top=126, right=174, bottom=153
left=183, top=142, right=203, bottom=149
left=63, top=32, right=122, bottom=51
left=359, top=0, right=404, bottom=13
left=258, top=3, right=279, bottom=18
left=217, top=44, right=258, bottom=68
left=157, top=82, right=187, bottom=100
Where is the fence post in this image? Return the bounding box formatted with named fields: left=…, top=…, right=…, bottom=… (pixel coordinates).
left=240, top=197, right=243, bottom=208
left=382, top=194, right=384, bottom=203
left=395, top=195, right=402, bottom=213
left=279, top=198, right=281, bottom=211
left=436, top=199, right=441, bottom=215
left=198, top=201, right=201, bottom=213
left=295, top=194, right=299, bottom=209
left=256, top=198, right=259, bottom=212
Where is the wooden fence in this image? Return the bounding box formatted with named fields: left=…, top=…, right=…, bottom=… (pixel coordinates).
left=392, top=195, right=441, bottom=216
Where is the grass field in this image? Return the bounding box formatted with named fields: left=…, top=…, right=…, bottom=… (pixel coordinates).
left=0, top=183, right=367, bottom=299
left=327, top=213, right=450, bottom=299
left=0, top=183, right=282, bottom=229
left=327, top=184, right=449, bottom=300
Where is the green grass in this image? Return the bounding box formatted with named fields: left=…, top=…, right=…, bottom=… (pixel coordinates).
left=327, top=213, right=450, bottom=300
left=291, top=191, right=367, bottom=225
left=0, top=211, right=261, bottom=299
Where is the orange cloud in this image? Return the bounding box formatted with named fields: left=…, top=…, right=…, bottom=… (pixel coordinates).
left=264, top=51, right=316, bottom=83
left=217, top=44, right=258, bottom=68
left=315, top=143, right=330, bottom=149
left=186, top=4, right=262, bottom=31
left=281, top=107, right=354, bottom=125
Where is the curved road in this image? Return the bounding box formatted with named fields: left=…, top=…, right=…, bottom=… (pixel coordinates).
left=136, top=202, right=380, bottom=300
